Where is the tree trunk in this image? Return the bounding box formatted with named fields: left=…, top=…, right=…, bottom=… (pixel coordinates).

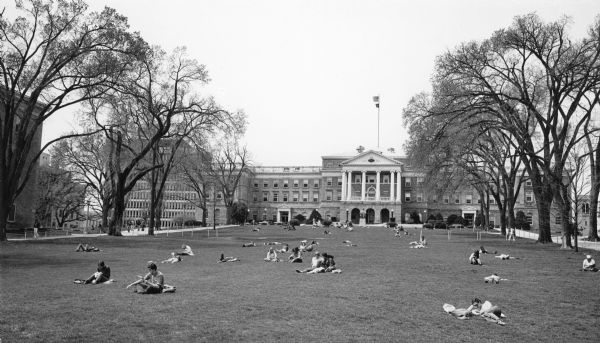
left=536, top=198, right=552, bottom=243
left=499, top=206, right=507, bottom=236
left=588, top=182, right=600, bottom=241
left=109, top=186, right=125, bottom=236
left=0, top=198, right=8, bottom=242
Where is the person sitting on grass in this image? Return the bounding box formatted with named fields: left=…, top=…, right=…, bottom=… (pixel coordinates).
left=127, top=262, right=164, bottom=294
left=252, top=227, right=260, bottom=232
left=469, top=250, right=482, bottom=265
left=582, top=254, right=598, bottom=272
left=218, top=253, right=240, bottom=263
left=323, top=230, right=332, bottom=235
left=176, top=244, right=194, bottom=256
left=289, top=247, right=303, bottom=263
left=161, top=252, right=182, bottom=264
left=495, top=254, right=519, bottom=260
left=242, top=241, right=256, bottom=247
left=296, top=251, right=324, bottom=273
left=75, top=243, right=100, bottom=252
left=276, top=244, right=289, bottom=253
left=74, top=261, right=111, bottom=284
left=264, top=247, right=280, bottom=262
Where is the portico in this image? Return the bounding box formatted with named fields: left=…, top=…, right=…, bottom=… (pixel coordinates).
left=339, top=150, right=403, bottom=224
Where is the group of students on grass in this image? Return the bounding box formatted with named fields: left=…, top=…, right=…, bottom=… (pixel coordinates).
left=75, top=244, right=194, bottom=294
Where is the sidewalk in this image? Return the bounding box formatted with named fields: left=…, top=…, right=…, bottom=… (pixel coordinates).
left=8, top=225, right=239, bottom=241
left=499, top=228, right=600, bottom=252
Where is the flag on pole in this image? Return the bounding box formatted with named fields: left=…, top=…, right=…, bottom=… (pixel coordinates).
left=373, top=95, right=380, bottom=108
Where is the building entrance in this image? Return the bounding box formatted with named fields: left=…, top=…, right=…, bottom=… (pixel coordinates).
left=279, top=210, right=289, bottom=223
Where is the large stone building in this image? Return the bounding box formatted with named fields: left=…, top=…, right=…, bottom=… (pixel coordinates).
left=126, top=149, right=577, bottom=232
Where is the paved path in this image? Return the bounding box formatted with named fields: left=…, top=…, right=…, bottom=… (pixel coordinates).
left=8, top=225, right=239, bottom=241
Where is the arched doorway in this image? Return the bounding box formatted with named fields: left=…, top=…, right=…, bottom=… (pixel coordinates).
left=351, top=208, right=361, bottom=224
left=366, top=186, right=376, bottom=200
left=366, top=208, right=375, bottom=224
left=380, top=209, right=390, bottom=223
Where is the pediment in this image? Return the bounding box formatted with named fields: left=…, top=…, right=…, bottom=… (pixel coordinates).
left=340, top=150, right=402, bottom=166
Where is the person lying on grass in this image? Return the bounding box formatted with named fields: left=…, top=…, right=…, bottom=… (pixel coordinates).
left=443, top=298, right=481, bottom=319
left=444, top=298, right=506, bottom=325
left=176, top=244, right=194, bottom=256
left=218, top=253, right=240, bottom=263
left=289, top=247, right=303, bottom=263
left=479, top=246, right=496, bottom=254
left=296, top=251, right=324, bottom=273
left=127, top=262, right=164, bottom=294
left=74, top=261, right=111, bottom=284
left=276, top=244, right=289, bottom=253
left=303, top=240, right=319, bottom=252
left=75, top=243, right=100, bottom=252
left=343, top=240, right=357, bottom=247
left=469, top=250, right=482, bottom=265
left=474, top=300, right=507, bottom=325
left=242, top=241, right=256, bottom=247
left=484, top=273, right=508, bottom=284
left=264, top=247, right=280, bottom=262
left=263, top=241, right=282, bottom=245
left=582, top=254, right=598, bottom=272
left=161, top=252, right=182, bottom=264
left=494, top=254, right=519, bottom=260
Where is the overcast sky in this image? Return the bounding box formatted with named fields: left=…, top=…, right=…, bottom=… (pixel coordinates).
left=42, top=0, right=600, bottom=166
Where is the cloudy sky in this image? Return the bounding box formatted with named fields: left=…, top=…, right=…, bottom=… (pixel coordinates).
left=43, top=0, right=599, bottom=165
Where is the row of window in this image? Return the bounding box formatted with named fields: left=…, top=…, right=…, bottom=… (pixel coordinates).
left=403, top=192, right=535, bottom=204
left=254, top=178, right=342, bottom=189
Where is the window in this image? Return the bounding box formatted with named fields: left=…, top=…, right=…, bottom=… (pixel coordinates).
left=337, top=193, right=342, bottom=201
left=417, top=193, right=423, bottom=202
left=367, top=175, right=375, bottom=183
left=263, top=192, right=268, bottom=202
left=273, top=193, right=278, bottom=202
left=431, top=195, right=437, bottom=203
left=383, top=175, right=390, bottom=183
left=526, top=212, right=533, bottom=225
left=283, top=167, right=290, bottom=172
left=525, top=192, right=533, bottom=203
left=216, top=192, right=222, bottom=200
left=283, top=192, right=288, bottom=202
left=313, top=193, right=319, bottom=202
left=443, top=195, right=449, bottom=204
left=582, top=203, right=590, bottom=214
left=337, top=178, right=342, bottom=186
left=293, top=192, right=299, bottom=202
left=466, top=194, right=472, bottom=204
left=525, top=180, right=532, bottom=186
left=326, top=191, right=333, bottom=201
left=454, top=195, right=460, bottom=204
left=354, top=175, right=361, bottom=183
left=283, top=180, right=289, bottom=188
left=273, top=181, right=279, bottom=188
left=293, top=180, right=299, bottom=188
left=405, top=178, right=412, bottom=187
left=327, top=177, right=332, bottom=186
left=490, top=197, right=496, bottom=204
left=303, top=180, right=308, bottom=188
left=254, top=183, right=259, bottom=189
left=263, top=181, right=269, bottom=188
left=555, top=216, right=562, bottom=224
left=405, top=192, right=411, bottom=202
left=417, top=177, right=424, bottom=186
left=302, top=192, right=309, bottom=202
left=314, top=180, right=319, bottom=188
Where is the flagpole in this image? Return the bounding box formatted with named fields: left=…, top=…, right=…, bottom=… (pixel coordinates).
left=373, top=95, right=380, bottom=148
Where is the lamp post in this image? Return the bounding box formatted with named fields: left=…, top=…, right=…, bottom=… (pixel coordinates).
left=391, top=209, right=394, bottom=222
left=264, top=208, right=267, bottom=222
left=246, top=208, right=250, bottom=226
left=212, top=186, right=216, bottom=231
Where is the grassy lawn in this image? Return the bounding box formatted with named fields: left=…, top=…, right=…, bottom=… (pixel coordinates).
left=1, top=225, right=599, bottom=342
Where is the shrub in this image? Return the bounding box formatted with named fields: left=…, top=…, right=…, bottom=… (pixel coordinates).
left=290, top=219, right=300, bottom=227
left=435, top=213, right=444, bottom=221
left=410, top=211, right=421, bottom=224
left=307, top=209, right=322, bottom=224
left=294, top=214, right=306, bottom=223
left=322, top=219, right=332, bottom=227
left=446, top=214, right=458, bottom=225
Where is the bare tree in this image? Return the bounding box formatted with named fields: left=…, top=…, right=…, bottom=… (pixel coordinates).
left=0, top=0, right=142, bottom=241
left=428, top=14, right=600, bottom=243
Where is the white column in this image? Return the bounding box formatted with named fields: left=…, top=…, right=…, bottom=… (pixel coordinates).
left=390, top=170, right=395, bottom=202
left=396, top=171, right=402, bottom=201
left=361, top=171, right=366, bottom=201
left=376, top=171, right=381, bottom=201
left=341, top=171, right=347, bottom=201
left=348, top=171, right=353, bottom=200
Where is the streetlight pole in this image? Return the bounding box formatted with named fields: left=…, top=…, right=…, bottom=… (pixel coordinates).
left=213, top=186, right=216, bottom=231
